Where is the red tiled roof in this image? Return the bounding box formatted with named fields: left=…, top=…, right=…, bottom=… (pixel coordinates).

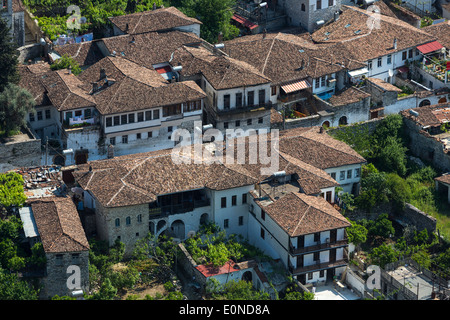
left=232, top=14, right=258, bottom=30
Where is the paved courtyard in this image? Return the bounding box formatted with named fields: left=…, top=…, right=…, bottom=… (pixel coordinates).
left=313, top=283, right=361, bottom=300
left=387, top=265, right=434, bottom=300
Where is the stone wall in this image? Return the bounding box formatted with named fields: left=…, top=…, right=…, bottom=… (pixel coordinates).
left=40, top=250, right=89, bottom=298
left=0, top=131, right=41, bottom=173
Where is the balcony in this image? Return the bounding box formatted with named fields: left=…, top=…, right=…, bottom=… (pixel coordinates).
left=215, top=102, right=273, bottom=116
left=149, top=190, right=210, bottom=218
left=289, top=238, right=348, bottom=255
left=288, top=249, right=349, bottom=275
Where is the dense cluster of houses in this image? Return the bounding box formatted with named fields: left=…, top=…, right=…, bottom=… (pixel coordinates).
left=3, top=0, right=450, bottom=299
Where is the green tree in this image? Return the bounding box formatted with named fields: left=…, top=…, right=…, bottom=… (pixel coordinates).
left=0, top=17, right=19, bottom=92
left=89, top=278, right=117, bottom=300
left=367, top=213, right=395, bottom=239
left=50, top=54, right=82, bottom=75
left=221, top=280, right=270, bottom=300
left=377, top=136, right=408, bottom=176
left=385, top=173, right=411, bottom=209
left=180, top=0, right=239, bottom=43
left=0, top=267, right=39, bottom=299
left=369, top=244, right=398, bottom=268
left=346, top=220, right=368, bottom=246
left=0, top=84, right=36, bottom=137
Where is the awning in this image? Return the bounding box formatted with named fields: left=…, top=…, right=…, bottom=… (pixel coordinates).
left=232, top=14, right=258, bottom=30
left=417, top=41, right=443, bottom=54
left=155, top=65, right=172, bottom=74
left=280, top=79, right=311, bottom=93
left=348, top=67, right=368, bottom=77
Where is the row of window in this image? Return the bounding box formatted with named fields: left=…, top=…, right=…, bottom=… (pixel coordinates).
left=220, top=193, right=247, bottom=208
left=367, top=49, right=416, bottom=70
left=223, top=117, right=264, bottom=129
left=223, top=216, right=245, bottom=229
left=106, top=109, right=160, bottom=128
left=29, top=109, right=51, bottom=122
left=222, top=90, right=266, bottom=109
left=114, top=214, right=143, bottom=227
left=55, top=253, right=80, bottom=266
left=329, top=168, right=360, bottom=181
left=300, top=0, right=334, bottom=11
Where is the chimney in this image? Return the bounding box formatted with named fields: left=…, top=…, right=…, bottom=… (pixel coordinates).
left=301, top=59, right=305, bottom=70
left=100, top=68, right=106, bottom=80
left=125, top=23, right=129, bottom=32
left=92, top=82, right=99, bottom=93
left=263, top=28, right=267, bottom=39
left=334, top=11, right=339, bottom=21
left=68, top=65, right=72, bottom=74
left=393, top=38, right=397, bottom=50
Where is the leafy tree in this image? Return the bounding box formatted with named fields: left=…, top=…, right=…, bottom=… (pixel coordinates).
left=0, top=84, right=36, bottom=137
left=88, top=278, right=117, bottom=300
left=412, top=249, right=431, bottom=269
left=0, top=267, right=39, bottom=299
left=283, top=287, right=314, bottom=300
left=0, top=215, right=23, bottom=241
left=385, top=173, right=411, bottom=209
left=50, top=54, right=82, bottom=75
left=27, top=242, right=47, bottom=269
left=346, top=220, right=368, bottom=246
left=179, top=0, right=239, bottom=43
left=217, top=280, right=270, bottom=300
left=377, top=136, right=408, bottom=176
left=369, top=244, right=398, bottom=268
left=0, top=18, right=19, bottom=92
left=366, top=213, right=395, bottom=239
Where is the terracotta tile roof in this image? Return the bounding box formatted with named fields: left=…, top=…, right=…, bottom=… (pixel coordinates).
left=171, top=45, right=271, bottom=90
left=109, top=6, right=202, bottom=35
left=41, top=69, right=96, bottom=112
left=255, top=192, right=350, bottom=236
left=367, top=77, right=403, bottom=92
left=77, top=56, right=205, bottom=115
left=311, top=6, right=436, bottom=62
left=52, top=40, right=104, bottom=67
left=18, top=64, right=52, bottom=106
left=435, top=173, right=450, bottom=185
left=328, top=86, right=371, bottom=107
left=401, top=103, right=450, bottom=128
left=29, top=197, right=89, bottom=253
left=99, top=31, right=201, bottom=67
left=223, top=32, right=364, bottom=85
left=12, top=0, right=24, bottom=12
left=422, top=21, right=450, bottom=51
left=278, top=126, right=367, bottom=169
left=73, top=147, right=258, bottom=208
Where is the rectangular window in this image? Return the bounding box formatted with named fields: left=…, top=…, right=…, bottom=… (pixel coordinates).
left=110, top=137, right=116, bottom=145
left=235, top=120, right=240, bottom=127
left=224, top=122, right=229, bottom=129
left=239, top=216, right=244, bottom=226
left=136, top=133, right=141, bottom=140
left=330, top=172, right=336, bottom=180
left=29, top=112, right=35, bottom=122
left=308, top=272, right=313, bottom=280
left=314, top=232, right=320, bottom=242
left=224, top=94, right=230, bottom=109
left=45, top=109, right=51, bottom=119
left=347, top=169, right=352, bottom=179
left=37, top=111, right=43, bottom=121
left=122, top=135, right=128, bottom=144
left=368, top=60, right=373, bottom=70
left=84, top=108, right=91, bottom=119
left=387, top=54, right=392, bottom=64
left=71, top=253, right=80, bottom=264
left=261, top=209, right=266, bottom=221
left=314, top=251, right=320, bottom=261
left=75, top=110, right=82, bottom=117
left=260, top=227, right=265, bottom=239
left=317, top=0, right=322, bottom=9
left=163, top=104, right=182, bottom=117
left=106, top=117, right=113, bottom=127
left=242, top=193, right=247, bottom=204
left=328, top=0, right=333, bottom=6
left=258, top=89, right=265, bottom=105
left=258, top=117, right=263, bottom=124
left=377, top=57, right=382, bottom=68
left=128, top=113, right=135, bottom=123
left=320, top=270, right=325, bottom=278
left=113, top=116, right=120, bottom=126
left=408, top=49, right=413, bottom=59
left=148, top=131, right=152, bottom=139
left=320, top=77, right=326, bottom=87
left=221, top=197, right=226, bottom=208
left=355, top=168, right=361, bottom=178
left=56, top=254, right=63, bottom=266
left=402, top=51, right=407, bottom=60
left=184, top=100, right=201, bottom=112
left=137, top=112, right=144, bottom=122
left=224, top=219, right=229, bottom=229
left=315, top=78, right=320, bottom=88
left=247, top=91, right=254, bottom=106
left=236, top=92, right=242, bottom=108
left=340, top=171, right=345, bottom=181
left=247, top=119, right=252, bottom=125
left=232, top=195, right=237, bottom=206
left=271, top=86, right=276, bottom=96
left=145, top=110, right=152, bottom=121
left=153, top=109, right=160, bottom=119
left=121, top=114, right=128, bottom=125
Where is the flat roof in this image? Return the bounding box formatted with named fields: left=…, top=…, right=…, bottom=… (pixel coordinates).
left=18, top=206, right=39, bottom=238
